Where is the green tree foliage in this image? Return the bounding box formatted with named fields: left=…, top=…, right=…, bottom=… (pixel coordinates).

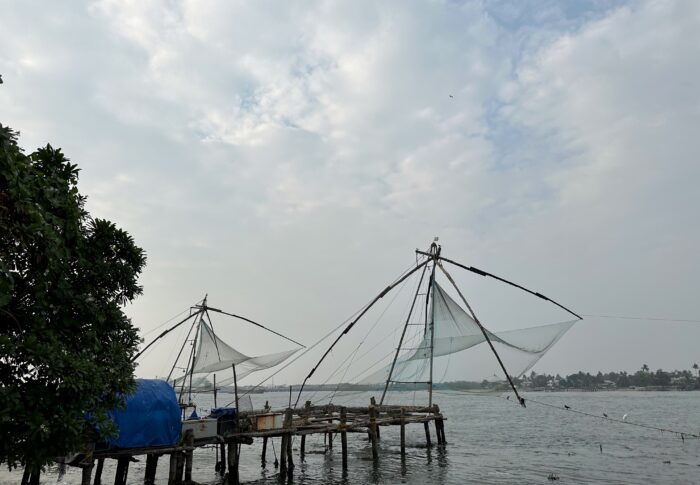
left=0, top=124, right=146, bottom=472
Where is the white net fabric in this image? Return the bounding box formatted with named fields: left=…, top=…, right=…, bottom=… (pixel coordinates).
left=359, top=281, right=576, bottom=384
left=173, top=320, right=299, bottom=390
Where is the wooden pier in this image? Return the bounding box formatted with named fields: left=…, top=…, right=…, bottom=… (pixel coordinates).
left=72, top=399, right=447, bottom=484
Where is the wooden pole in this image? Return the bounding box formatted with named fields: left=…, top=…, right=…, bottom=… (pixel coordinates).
left=168, top=453, right=178, bottom=484
left=114, top=457, right=130, bottom=485
left=400, top=408, right=406, bottom=458
left=175, top=451, right=185, bottom=484
left=340, top=407, right=348, bottom=471
left=369, top=404, right=379, bottom=462
left=94, top=458, right=104, bottom=485
left=434, top=404, right=446, bottom=444
left=424, top=421, right=431, bottom=447
left=184, top=430, right=194, bottom=483
left=300, top=434, right=306, bottom=462
left=284, top=408, right=294, bottom=477
left=232, top=364, right=239, bottom=410
left=227, top=442, right=239, bottom=485
left=286, top=434, right=294, bottom=476
left=219, top=443, right=226, bottom=475
left=144, top=454, right=159, bottom=485
left=371, top=396, right=380, bottom=441
left=81, top=462, right=94, bottom=485
left=261, top=437, right=268, bottom=467
left=213, top=374, right=218, bottom=408
left=427, top=246, right=439, bottom=408
left=28, top=470, right=39, bottom=485
left=279, top=438, right=288, bottom=473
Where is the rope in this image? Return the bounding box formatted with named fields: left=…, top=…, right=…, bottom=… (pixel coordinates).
left=522, top=395, right=700, bottom=439
left=221, top=257, right=428, bottom=408
left=582, top=314, right=700, bottom=323
left=434, top=389, right=700, bottom=440
left=312, top=275, right=411, bottom=404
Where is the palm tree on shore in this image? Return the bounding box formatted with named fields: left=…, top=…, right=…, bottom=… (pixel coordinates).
left=693, top=363, right=699, bottom=378
left=642, top=364, right=649, bottom=373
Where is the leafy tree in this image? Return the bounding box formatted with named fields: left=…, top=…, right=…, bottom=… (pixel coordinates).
left=0, top=124, right=146, bottom=474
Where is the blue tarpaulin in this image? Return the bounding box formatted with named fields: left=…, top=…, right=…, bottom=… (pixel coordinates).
left=209, top=407, right=237, bottom=419
left=104, top=379, right=181, bottom=449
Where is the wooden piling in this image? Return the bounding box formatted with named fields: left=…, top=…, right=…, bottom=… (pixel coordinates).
left=219, top=443, right=227, bottom=475
left=184, top=429, right=194, bottom=483
left=340, top=407, right=348, bottom=471
left=300, top=434, right=306, bottom=462
left=434, top=420, right=442, bottom=445
left=175, top=451, right=185, bottom=484
left=284, top=408, right=294, bottom=475
left=279, top=436, right=288, bottom=473
left=261, top=436, right=268, bottom=467
left=227, top=443, right=239, bottom=485
left=168, top=453, right=178, bottom=484
left=286, top=434, right=294, bottom=475
left=368, top=404, right=379, bottom=462
left=400, top=408, right=406, bottom=458
left=94, top=458, right=104, bottom=485
left=423, top=421, right=431, bottom=447
left=144, top=454, right=158, bottom=485
left=81, top=462, right=94, bottom=485
left=114, top=457, right=130, bottom=485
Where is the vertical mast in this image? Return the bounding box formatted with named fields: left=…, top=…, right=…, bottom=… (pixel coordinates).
left=427, top=242, right=440, bottom=408
left=187, top=295, right=207, bottom=403
left=380, top=260, right=429, bottom=405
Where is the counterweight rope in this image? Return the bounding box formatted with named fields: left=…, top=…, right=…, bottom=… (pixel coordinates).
left=435, top=389, right=700, bottom=440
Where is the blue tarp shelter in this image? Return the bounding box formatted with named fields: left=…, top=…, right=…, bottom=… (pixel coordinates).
left=103, top=379, right=181, bottom=449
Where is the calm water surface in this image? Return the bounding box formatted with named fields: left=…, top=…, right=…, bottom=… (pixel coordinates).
left=4, top=390, right=700, bottom=484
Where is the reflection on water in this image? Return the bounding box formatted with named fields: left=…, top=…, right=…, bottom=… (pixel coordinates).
left=2, top=390, right=700, bottom=484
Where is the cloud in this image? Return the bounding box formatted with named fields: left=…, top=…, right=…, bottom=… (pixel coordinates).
left=1, top=0, right=698, bottom=380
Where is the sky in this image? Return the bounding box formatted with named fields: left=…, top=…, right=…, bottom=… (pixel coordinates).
left=2, top=0, right=699, bottom=386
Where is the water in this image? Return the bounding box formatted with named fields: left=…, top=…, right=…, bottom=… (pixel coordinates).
left=4, top=390, right=700, bottom=484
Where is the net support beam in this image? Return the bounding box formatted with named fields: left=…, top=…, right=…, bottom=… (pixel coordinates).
left=437, top=261, right=526, bottom=407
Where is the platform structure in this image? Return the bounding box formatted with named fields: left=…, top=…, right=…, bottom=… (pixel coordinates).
left=75, top=398, right=447, bottom=485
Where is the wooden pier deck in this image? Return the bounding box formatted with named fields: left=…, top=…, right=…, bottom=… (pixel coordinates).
left=73, top=399, right=448, bottom=485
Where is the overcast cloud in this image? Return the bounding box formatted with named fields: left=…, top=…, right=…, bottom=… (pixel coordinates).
left=2, top=0, right=699, bottom=383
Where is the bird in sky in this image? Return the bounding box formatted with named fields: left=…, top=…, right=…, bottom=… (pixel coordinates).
left=449, top=94, right=454, bottom=98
